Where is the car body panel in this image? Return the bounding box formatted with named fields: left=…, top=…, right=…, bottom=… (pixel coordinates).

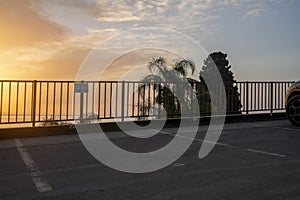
left=286, top=81, right=300, bottom=106
left=286, top=80, right=300, bottom=126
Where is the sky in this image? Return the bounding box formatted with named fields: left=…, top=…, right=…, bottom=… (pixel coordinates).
left=0, top=0, right=299, bottom=81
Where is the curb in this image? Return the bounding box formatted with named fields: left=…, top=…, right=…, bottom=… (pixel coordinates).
left=0, top=113, right=287, bottom=140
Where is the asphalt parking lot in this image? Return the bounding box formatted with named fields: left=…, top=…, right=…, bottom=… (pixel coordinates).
left=0, top=120, right=299, bottom=200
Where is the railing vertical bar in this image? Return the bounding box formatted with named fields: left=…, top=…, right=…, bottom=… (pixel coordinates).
left=92, top=82, right=95, bottom=119
left=283, top=82, right=285, bottom=108
left=257, top=83, right=261, bottom=110
left=142, top=84, right=146, bottom=117
left=173, top=83, right=176, bottom=116
left=277, top=83, right=281, bottom=109
left=257, top=83, right=259, bottom=111
left=254, top=83, right=257, bottom=111
left=284, top=83, right=287, bottom=107
left=104, top=83, right=107, bottom=118
left=250, top=82, right=252, bottom=111
left=240, top=82, right=243, bottom=112
left=279, top=83, right=282, bottom=109
left=175, top=83, right=180, bottom=117
left=53, top=82, right=56, bottom=119
left=59, top=82, right=63, bottom=121
left=148, top=82, right=151, bottom=116
left=276, top=83, right=278, bottom=110
left=191, top=82, right=194, bottom=116
left=281, top=83, right=284, bottom=109
left=246, top=82, right=249, bottom=114
left=137, top=83, right=141, bottom=117
left=276, top=82, right=278, bottom=110
left=231, top=83, right=234, bottom=112
left=79, top=82, right=84, bottom=123
left=132, top=83, right=135, bottom=117
left=85, top=83, right=88, bottom=119
left=31, top=80, right=37, bottom=127
left=23, top=82, right=27, bottom=122
left=98, top=82, right=101, bottom=119
left=256, top=83, right=259, bottom=111
left=265, top=83, right=268, bottom=110
left=153, top=83, right=156, bottom=116
left=72, top=83, right=76, bottom=120
left=270, top=82, right=273, bottom=116
left=158, top=84, right=162, bottom=118
left=164, top=82, right=167, bottom=116
left=242, top=83, right=245, bottom=112
left=265, top=83, right=267, bottom=110
left=277, top=83, right=279, bottom=109
left=127, top=82, right=130, bottom=117
left=38, top=82, right=42, bottom=122
left=110, top=82, right=112, bottom=118
left=16, top=82, right=19, bottom=122
left=260, top=83, right=263, bottom=110
left=115, top=82, right=118, bottom=118
left=276, top=82, right=278, bottom=111
left=46, top=82, right=49, bottom=120
left=0, top=81, right=3, bottom=123
left=8, top=82, right=11, bottom=123
left=121, top=81, right=125, bottom=121
left=236, top=82, right=239, bottom=112
left=66, top=82, right=70, bottom=120
left=283, top=82, right=286, bottom=108
left=278, top=83, right=283, bottom=109
left=277, top=83, right=280, bottom=109
left=244, top=82, right=247, bottom=113
left=274, top=83, right=277, bottom=110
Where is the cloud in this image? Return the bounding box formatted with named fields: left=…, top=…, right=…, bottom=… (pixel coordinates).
left=0, top=28, right=118, bottom=79
left=34, top=0, right=293, bottom=42
left=0, top=0, right=294, bottom=80
left=0, top=0, right=68, bottom=48
left=246, top=8, right=265, bottom=16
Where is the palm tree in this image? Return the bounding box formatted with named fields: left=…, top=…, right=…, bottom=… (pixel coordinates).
left=138, top=57, right=198, bottom=118
left=174, top=59, right=196, bottom=77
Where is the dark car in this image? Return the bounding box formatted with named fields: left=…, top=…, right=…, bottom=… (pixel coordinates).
left=286, top=80, right=300, bottom=126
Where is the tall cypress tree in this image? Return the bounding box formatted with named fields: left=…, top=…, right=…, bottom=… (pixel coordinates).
left=199, top=52, right=242, bottom=114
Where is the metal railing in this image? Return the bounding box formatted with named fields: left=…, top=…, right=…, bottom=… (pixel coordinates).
left=0, top=80, right=294, bottom=127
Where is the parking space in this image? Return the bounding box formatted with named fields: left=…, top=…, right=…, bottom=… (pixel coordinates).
left=0, top=120, right=299, bottom=199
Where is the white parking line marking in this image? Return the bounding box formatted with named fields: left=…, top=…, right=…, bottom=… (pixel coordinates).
left=14, top=139, right=53, bottom=193
left=158, top=130, right=287, bottom=158
left=173, top=163, right=186, bottom=167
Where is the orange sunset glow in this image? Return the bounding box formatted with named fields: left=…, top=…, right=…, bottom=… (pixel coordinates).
left=1, top=0, right=299, bottom=81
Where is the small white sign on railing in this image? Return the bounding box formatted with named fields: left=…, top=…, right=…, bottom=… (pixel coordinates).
left=75, top=82, right=89, bottom=93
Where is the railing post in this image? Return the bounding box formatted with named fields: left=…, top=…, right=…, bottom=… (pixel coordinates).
left=31, top=80, right=37, bottom=127
left=80, top=80, right=84, bottom=124
left=191, top=82, right=194, bottom=117
left=74, top=80, right=88, bottom=123
left=158, top=84, right=162, bottom=119
left=79, top=80, right=84, bottom=124
left=246, top=81, right=249, bottom=115
left=270, top=81, right=273, bottom=116
left=121, top=81, right=125, bottom=122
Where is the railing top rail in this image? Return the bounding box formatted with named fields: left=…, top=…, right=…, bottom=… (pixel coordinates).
left=0, top=80, right=296, bottom=83
left=236, top=81, right=295, bottom=84
left=0, top=80, right=296, bottom=84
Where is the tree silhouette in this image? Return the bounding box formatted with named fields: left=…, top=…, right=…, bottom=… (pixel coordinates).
left=138, top=57, right=197, bottom=118
left=199, top=52, right=242, bottom=114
